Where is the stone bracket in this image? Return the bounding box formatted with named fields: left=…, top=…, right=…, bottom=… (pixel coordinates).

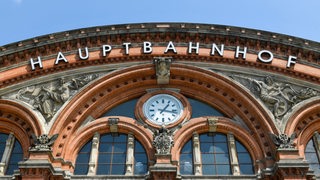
left=154, top=57, right=172, bottom=85
left=207, top=117, right=218, bottom=132
left=108, top=117, right=119, bottom=135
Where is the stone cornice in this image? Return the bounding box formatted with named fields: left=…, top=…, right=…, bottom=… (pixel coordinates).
left=0, top=23, right=319, bottom=69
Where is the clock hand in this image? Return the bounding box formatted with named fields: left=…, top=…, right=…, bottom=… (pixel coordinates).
left=159, top=104, right=170, bottom=114
left=157, top=109, right=178, bottom=114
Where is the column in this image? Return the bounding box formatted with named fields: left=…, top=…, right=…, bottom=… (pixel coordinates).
left=192, top=132, right=202, bottom=175
left=227, top=132, right=240, bottom=175
left=87, top=132, right=100, bottom=175
left=125, top=134, right=134, bottom=175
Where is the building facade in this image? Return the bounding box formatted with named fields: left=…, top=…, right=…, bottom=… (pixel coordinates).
left=0, top=23, right=320, bottom=179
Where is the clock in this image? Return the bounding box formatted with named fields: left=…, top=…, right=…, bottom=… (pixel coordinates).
left=142, top=94, right=183, bottom=125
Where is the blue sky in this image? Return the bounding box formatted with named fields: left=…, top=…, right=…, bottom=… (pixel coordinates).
left=0, top=0, right=319, bottom=46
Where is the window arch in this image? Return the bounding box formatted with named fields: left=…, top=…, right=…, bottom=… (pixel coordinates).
left=180, top=132, right=254, bottom=176
left=74, top=133, right=148, bottom=176
left=0, top=133, right=23, bottom=175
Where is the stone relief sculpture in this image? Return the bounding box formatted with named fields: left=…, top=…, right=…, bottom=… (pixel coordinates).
left=1, top=74, right=99, bottom=122
left=231, top=75, right=319, bottom=120
left=153, top=125, right=174, bottom=155
left=30, top=134, right=59, bottom=151
left=154, top=57, right=171, bottom=85
left=269, top=132, right=296, bottom=149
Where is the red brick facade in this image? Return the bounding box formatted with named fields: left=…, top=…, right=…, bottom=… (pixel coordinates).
left=0, top=23, right=319, bottom=179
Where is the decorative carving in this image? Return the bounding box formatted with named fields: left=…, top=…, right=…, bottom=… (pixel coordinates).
left=153, top=125, right=174, bottom=155
left=231, top=75, right=319, bottom=120
left=88, top=132, right=100, bottom=175
left=108, top=117, right=119, bottom=134
left=30, top=134, right=59, bottom=151
left=192, top=133, right=202, bottom=175
left=125, top=134, right=134, bottom=175
left=1, top=74, right=99, bottom=122
left=269, top=132, right=296, bottom=149
left=207, top=117, right=219, bottom=132
left=154, top=57, right=171, bottom=84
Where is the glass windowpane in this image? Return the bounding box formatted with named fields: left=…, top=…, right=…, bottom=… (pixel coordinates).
left=97, top=164, right=110, bottom=175
left=134, top=154, right=147, bottom=162
left=216, top=165, right=231, bottom=175
left=201, top=154, right=214, bottom=164
left=238, top=153, right=252, bottom=164
left=98, top=153, right=111, bottom=163
left=200, top=143, right=214, bottom=153
left=135, top=161, right=146, bottom=175
left=213, top=134, right=227, bottom=142
left=113, top=143, right=127, bottom=152
left=111, top=164, right=126, bottom=174
left=180, top=161, right=193, bottom=175
left=188, top=98, right=225, bottom=118
left=240, top=164, right=254, bottom=174
left=101, top=99, right=138, bottom=118
left=215, top=153, right=230, bottom=164
left=74, top=140, right=92, bottom=175
left=214, top=143, right=228, bottom=153
left=135, top=141, right=145, bottom=153
left=6, top=139, right=23, bottom=175
left=202, top=165, right=215, bottom=175
left=74, top=164, right=89, bottom=175
left=181, top=140, right=192, bottom=153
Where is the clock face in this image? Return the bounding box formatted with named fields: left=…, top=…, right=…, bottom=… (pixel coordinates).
left=143, top=94, right=183, bottom=125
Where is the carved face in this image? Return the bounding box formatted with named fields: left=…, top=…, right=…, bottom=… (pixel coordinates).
left=265, top=76, right=273, bottom=85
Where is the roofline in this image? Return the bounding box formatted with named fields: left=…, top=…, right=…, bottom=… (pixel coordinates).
left=0, top=22, right=319, bottom=55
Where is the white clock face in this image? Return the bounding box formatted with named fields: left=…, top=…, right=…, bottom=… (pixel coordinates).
left=143, top=94, right=183, bottom=125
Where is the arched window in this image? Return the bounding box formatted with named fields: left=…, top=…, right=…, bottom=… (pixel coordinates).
left=188, top=98, right=225, bottom=118
left=74, top=133, right=148, bottom=176
left=74, top=140, right=92, bottom=175
left=305, top=132, right=320, bottom=175
left=97, top=134, right=127, bottom=175
left=0, top=133, right=23, bottom=175
left=180, top=133, right=254, bottom=176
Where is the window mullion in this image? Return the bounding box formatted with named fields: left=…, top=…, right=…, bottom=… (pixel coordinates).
left=0, top=133, right=15, bottom=175
left=192, top=132, right=202, bottom=175
left=125, top=134, right=134, bottom=175
left=87, top=132, right=100, bottom=175
left=227, top=132, right=240, bottom=175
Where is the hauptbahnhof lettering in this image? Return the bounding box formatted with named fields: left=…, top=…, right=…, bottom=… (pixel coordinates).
left=30, top=41, right=297, bottom=70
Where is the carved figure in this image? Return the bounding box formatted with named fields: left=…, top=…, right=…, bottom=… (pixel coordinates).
left=232, top=75, right=319, bottom=120
left=6, top=74, right=100, bottom=122
left=252, top=76, right=288, bottom=118
left=35, top=78, right=71, bottom=119
left=269, top=132, right=296, bottom=149
left=70, top=74, right=98, bottom=89
left=156, top=60, right=170, bottom=78
left=153, top=125, right=174, bottom=155
left=155, top=57, right=171, bottom=84
left=30, top=134, right=59, bottom=151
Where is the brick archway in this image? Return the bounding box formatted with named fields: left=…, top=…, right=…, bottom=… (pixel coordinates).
left=0, top=99, right=44, bottom=156
left=172, top=116, right=265, bottom=172
left=49, top=63, right=278, bottom=163
left=63, top=116, right=154, bottom=166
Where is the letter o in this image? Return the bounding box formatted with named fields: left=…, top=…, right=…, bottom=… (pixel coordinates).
left=258, top=50, right=274, bottom=63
